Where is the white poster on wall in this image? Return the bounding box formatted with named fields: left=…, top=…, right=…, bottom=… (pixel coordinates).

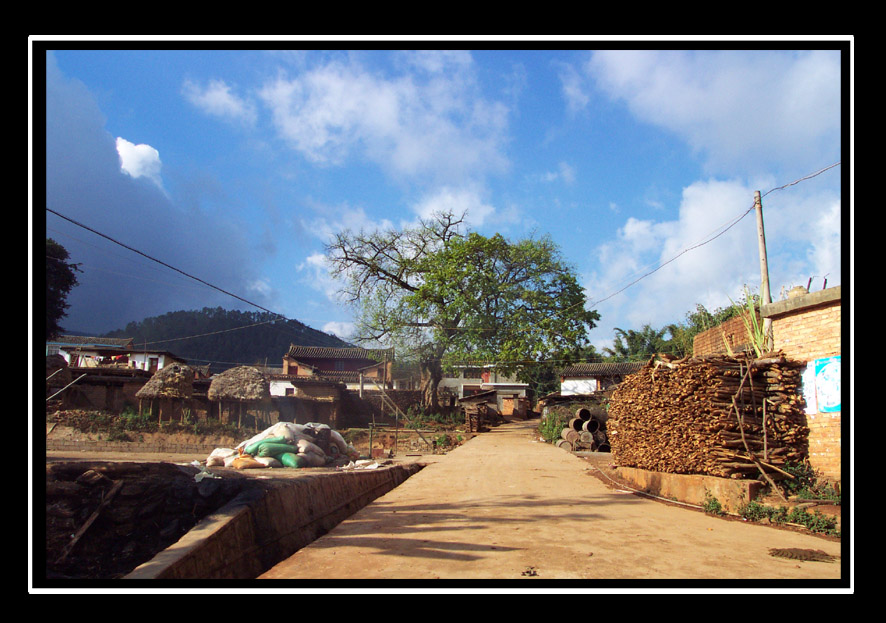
left=802, top=362, right=818, bottom=414
left=814, top=355, right=841, bottom=413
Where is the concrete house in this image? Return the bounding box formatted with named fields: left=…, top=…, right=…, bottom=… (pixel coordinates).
left=440, top=365, right=529, bottom=415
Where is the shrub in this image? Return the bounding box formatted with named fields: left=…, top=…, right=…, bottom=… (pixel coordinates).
left=738, top=500, right=840, bottom=537
left=780, top=461, right=841, bottom=503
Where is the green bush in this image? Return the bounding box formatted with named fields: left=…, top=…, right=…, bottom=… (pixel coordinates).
left=780, top=461, right=841, bottom=503
left=538, top=412, right=568, bottom=443
left=738, top=501, right=840, bottom=537
left=702, top=492, right=724, bottom=516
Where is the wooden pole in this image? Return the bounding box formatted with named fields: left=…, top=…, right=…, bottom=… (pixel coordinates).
left=754, top=191, right=774, bottom=352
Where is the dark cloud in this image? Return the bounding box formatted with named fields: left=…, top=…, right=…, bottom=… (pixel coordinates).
left=43, top=52, right=263, bottom=335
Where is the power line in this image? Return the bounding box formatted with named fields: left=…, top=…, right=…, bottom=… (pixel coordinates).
left=46, top=206, right=284, bottom=320
left=46, top=207, right=339, bottom=349
left=585, top=162, right=841, bottom=308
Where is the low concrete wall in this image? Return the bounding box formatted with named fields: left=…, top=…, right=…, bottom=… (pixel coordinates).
left=613, top=466, right=765, bottom=515
left=46, top=438, right=222, bottom=455
left=124, top=464, right=422, bottom=580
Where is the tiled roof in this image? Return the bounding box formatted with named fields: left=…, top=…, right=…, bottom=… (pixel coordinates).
left=49, top=335, right=134, bottom=349
left=560, top=362, right=646, bottom=377
left=285, top=344, right=394, bottom=361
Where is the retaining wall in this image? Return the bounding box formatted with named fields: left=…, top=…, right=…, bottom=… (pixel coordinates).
left=124, top=464, right=422, bottom=580
left=46, top=437, right=222, bottom=456
left=612, top=466, right=765, bottom=515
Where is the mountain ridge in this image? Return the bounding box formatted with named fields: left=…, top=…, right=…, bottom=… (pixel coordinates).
left=101, top=307, right=353, bottom=372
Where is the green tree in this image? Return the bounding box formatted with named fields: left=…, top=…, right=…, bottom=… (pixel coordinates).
left=326, top=211, right=600, bottom=410
left=604, top=324, right=672, bottom=360
left=667, top=299, right=750, bottom=357
left=46, top=238, right=82, bottom=339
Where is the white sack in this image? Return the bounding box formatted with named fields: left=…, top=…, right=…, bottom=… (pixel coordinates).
left=254, top=456, right=283, bottom=468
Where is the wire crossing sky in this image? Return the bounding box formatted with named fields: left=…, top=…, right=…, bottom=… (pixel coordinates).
left=36, top=40, right=849, bottom=351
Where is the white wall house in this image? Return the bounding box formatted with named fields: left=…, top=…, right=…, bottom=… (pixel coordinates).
left=559, top=362, right=646, bottom=395
left=46, top=335, right=186, bottom=372
left=561, top=377, right=599, bottom=395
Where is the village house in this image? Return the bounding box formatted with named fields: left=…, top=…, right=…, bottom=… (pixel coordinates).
left=441, top=364, right=529, bottom=415
left=45, top=335, right=188, bottom=372
left=277, top=344, right=394, bottom=394
left=558, top=361, right=646, bottom=395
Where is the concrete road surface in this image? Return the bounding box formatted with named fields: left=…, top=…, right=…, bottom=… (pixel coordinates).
left=258, top=419, right=848, bottom=588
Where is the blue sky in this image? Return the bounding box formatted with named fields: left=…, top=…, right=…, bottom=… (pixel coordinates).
left=35, top=39, right=850, bottom=357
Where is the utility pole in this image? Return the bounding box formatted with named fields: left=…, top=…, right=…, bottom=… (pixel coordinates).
left=754, top=190, right=773, bottom=352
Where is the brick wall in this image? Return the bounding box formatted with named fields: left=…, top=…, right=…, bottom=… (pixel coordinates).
left=768, top=300, right=841, bottom=362
left=692, top=287, right=843, bottom=483
left=762, top=286, right=842, bottom=483
left=692, top=313, right=759, bottom=357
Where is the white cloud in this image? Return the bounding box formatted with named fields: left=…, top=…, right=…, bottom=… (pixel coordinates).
left=805, top=199, right=842, bottom=285
left=182, top=78, right=257, bottom=125
left=115, top=137, right=165, bottom=190
left=247, top=277, right=273, bottom=298
left=540, top=161, right=576, bottom=185
left=580, top=50, right=841, bottom=175
left=257, top=54, right=510, bottom=185
left=412, top=186, right=497, bottom=229
left=322, top=321, right=355, bottom=339
left=303, top=204, right=397, bottom=244
left=297, top=251, right=344, bottom=302
left=558, top=62, right=590, bottom=114
left=586, top=178, right=761, bottom=347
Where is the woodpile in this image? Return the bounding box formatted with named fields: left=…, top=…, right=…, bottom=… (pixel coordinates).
left=607, top=352, right=809, bottom=480
left=464, top=401, right=488, bottom=433
left=460, top=390, right=506, bottom=433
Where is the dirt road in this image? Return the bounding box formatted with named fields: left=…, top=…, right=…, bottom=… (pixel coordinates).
left=259, top=419, right=846, bottom=585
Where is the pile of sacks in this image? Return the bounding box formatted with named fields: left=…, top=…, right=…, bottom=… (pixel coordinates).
left=206, top=422, right=359, bottom=469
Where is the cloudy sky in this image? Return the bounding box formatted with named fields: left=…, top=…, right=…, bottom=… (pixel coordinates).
left=35, top=38, right=849, bottom=357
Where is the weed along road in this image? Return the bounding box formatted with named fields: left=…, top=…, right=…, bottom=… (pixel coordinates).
left=258, top=419, right=845, bottom=584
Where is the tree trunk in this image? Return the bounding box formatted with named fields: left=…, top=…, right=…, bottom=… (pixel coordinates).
left=420, top=358, right=443, bottom=412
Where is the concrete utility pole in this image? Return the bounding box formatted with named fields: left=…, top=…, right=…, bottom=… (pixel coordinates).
left=754, top=190, right=774, bottom=352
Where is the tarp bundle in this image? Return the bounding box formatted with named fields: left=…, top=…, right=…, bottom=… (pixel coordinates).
left=206, top=422, right=359, bottom=469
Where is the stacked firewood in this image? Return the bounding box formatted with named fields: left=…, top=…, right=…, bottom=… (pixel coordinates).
left=607, top=353, right=809, bottom=480
left=464, top=402, right=488, bottom=433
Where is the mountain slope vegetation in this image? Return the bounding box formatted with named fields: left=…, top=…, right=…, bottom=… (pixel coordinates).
left=103, top=307, right=351, bottom=372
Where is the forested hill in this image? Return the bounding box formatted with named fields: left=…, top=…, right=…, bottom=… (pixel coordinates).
left=103, top=307, right=352, bottom=372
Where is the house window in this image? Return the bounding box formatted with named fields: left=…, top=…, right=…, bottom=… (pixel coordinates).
left=334, top=360, right=345, bottom=371
left=285, top=387, right=294, bottom=396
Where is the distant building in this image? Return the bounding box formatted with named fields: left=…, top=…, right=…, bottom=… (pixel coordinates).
left=559, top=362, right=645, bottom=395
left=280, top=344, right=394, bottom=391
left=441, top=364, right=529, bottom=413
left=45, top=335, right=186, bottom=372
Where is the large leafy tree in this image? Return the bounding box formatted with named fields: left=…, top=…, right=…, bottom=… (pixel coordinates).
left=326, top=211, right=600, bottom=410
left=46, top=238, right=82, bottom=339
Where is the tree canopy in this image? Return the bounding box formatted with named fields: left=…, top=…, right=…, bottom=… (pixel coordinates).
left=46, top=238, right=81, bottom=339
left=325, top=211, right=600, bottom=409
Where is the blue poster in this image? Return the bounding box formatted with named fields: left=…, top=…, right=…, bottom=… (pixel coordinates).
left=814, top=356, right=841, bottom=413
